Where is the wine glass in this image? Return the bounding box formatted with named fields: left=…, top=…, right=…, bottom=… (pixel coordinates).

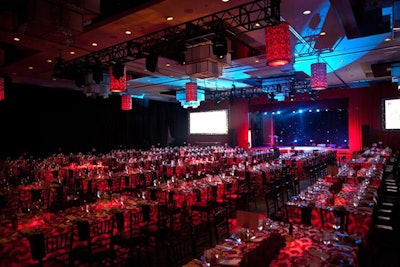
left=332, top=216, right=341, bottom=231
left=322, top=231, right=331, bottom=245
left=203, top=249, right=213, bottom=267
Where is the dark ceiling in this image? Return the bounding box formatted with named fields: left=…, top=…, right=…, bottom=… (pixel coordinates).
left=0, top=0, right=400, bottom=104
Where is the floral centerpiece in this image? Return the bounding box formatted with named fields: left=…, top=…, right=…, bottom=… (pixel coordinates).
left=328, top=182, right=343, bottom=205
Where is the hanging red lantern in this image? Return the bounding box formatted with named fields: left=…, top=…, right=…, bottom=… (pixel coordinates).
left=311, top=62, right=327, bottom=90
left=0, top=77, right=4, bottom=101
left=186, top=82, right=197, bottom=102
left=121, top=94, right=132, bottom=111
left=109, top=66, right=126, bottom=93
left=265, top=22, right=291, bottom=67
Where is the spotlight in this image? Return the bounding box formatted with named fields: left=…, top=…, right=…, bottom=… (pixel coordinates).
left=112, top=63, right=125, bottom=79
left=52, top=57, right=64, bottom=78
left=268, top=92, right=275, bottom=103
left=212, top=35, right=228, bottom=59
left=146, top=54, right=158, bottom=72
left=74, top=70, right=86, bottom=88
left=288, top=90, right=296, bottom=101
left=309, top=91, right=316, bottom=101
left=276, top=84, right=282, bottom=93
left=176, top=44, right=187, bottom=65
left=92, top=63, right=103, bottom=84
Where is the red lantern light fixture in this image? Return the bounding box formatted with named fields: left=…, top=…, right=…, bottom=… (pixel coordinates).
left=121, top=94, right=132, bottom=111
left=265, top=21, right=291, bottom=67
left=311, top=62, right=327, bottom=90
left=186, top=82, right=197, bottom=102
left=109, top=65, right=126, bottom=93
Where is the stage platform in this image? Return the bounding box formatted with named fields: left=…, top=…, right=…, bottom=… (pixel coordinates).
left=251, top=146, right=352, bottom=158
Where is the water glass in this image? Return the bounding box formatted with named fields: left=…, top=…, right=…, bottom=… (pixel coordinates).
left=323, top=231, right=331, bottom=245
left=332, top=217, right=341, bottom=231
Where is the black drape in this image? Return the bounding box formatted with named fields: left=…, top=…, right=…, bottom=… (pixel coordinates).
left=0, top=83, right=188, bottom=158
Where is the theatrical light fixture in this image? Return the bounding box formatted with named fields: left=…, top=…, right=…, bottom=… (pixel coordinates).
left=74, top=70, right=86, bottom=88
left=112, top=63, right=125, bottom=80
left=52, top=56, right=64, bottom=78
left=92, top=63, right=104, bottom=84
left=146, top=54, right=158, bottom=72
left=309, top=91, right=315, bottom=101
left=276, top=84, right=282, bottom=93
left=212, top=35, right=228, bottom=59
left=268, top=92, right=276, bottom=102
left=288, top=89, right=296, bottom=101
left=177, top=44, right=187, bottom=65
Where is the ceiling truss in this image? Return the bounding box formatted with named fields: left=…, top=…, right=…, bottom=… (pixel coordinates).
left=54, top=0, right=282, bottom=79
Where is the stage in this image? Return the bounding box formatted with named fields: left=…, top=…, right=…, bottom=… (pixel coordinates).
left=251, top=145, right=352, bottom=158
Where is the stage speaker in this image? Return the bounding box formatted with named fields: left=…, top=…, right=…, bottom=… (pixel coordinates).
left=228, top=129, right=237, bottom=147
left=362, top=124, right=370, bottom=148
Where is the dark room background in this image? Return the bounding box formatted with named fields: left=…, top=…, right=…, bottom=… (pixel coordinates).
left=0, top=83, right=188, bottom=159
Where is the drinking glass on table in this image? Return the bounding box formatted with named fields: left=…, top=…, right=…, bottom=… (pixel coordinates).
left=332, top=216, right=341, bottom=231
left=323, top=231, right=331, bottom=245
left=203, top=249, right=213, bottom=266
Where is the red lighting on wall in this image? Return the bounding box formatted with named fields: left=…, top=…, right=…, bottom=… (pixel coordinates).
left=311, top=62, right=327, bottom=90
left=109, top=66, right=126, bottom=93
left=0, top=77, right=4, bottom=101
left=186, top=82, right=197, bottom=102
left=121, top=94, right=132, bottom=111
left=265, top=22, right=291, bottom=67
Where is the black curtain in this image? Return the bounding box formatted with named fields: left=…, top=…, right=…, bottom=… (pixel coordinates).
left=0, top=83, right=188, bottom=159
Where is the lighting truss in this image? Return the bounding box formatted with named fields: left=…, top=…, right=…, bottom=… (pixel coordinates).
left=55, top=0, right=281, bottom=79
left=205, top=79, right=311, bottom=101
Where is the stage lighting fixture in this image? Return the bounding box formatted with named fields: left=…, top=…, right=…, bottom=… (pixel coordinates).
left=309, top=91, right=316, bottom=101
left=177, top=44, right=187, bottom=65
left=146, top=54, right=158, bottom=72
left=74, top=70, right=86, bottom=88
left=92, top=64, right=103, bottom=84
left=268, top=92, right=276, bottom=102
left=288, top=90, right=296, bottom=101
left=276, top=84, right=282, bottom=93
left=112, top=63, right=125, bottom=79
left=212, top=35, right=228, bottom=59
left=52, top=57, right=64, bottom=78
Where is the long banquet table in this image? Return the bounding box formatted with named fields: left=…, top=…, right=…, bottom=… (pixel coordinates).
left=0, top=196, right=157, bottom=267
left=184, top=217, right=361, bottom=267
left=286, top=178, right=377, bottom=239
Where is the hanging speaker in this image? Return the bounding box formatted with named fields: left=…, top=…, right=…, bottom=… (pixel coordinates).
left=146, top=54, right=158, bottom=72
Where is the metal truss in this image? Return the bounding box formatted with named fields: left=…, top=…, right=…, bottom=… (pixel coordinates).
left=204, top=79, right=312, bottom=101
left=55, top=0, right=281, bottom=79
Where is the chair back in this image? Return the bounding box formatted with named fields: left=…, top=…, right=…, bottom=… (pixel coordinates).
left=167, top=236, right=193, bottom=267
left=29, top=228, right=74, bottom=266
left=213, top=208, right=229, bottom=243
left=77, top=217, right=114, bottom=255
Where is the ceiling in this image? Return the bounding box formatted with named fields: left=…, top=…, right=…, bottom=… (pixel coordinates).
left=1, top=0, right=400, bottom=104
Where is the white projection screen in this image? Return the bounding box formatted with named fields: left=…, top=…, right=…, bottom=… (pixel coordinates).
left=189, top=110, right=229, bottom=135
left=383, top=98, right=400, bottom=130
